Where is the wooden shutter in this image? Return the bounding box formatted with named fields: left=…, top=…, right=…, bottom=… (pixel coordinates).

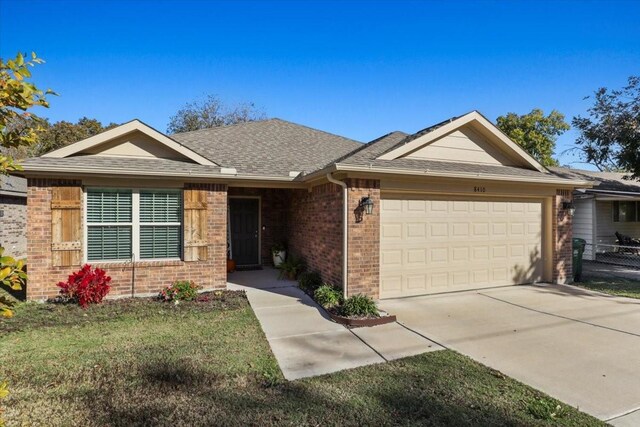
left=51, top=186, right=82, bottom=267
left=183, top=188, right=208, bottom=261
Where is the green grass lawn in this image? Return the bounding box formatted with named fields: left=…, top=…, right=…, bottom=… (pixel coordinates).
left=575, top=277, right=640, bottom=299
left=0, top=291, right=603, bottom=426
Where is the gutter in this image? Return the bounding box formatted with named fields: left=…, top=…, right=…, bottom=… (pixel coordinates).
left=331, top=163, right=594, bottom=187
left=326, top=172, right=348, bottom=300
left=18, top=166, right=304, bottom=183
left=584, top=188, right=640, bottom=197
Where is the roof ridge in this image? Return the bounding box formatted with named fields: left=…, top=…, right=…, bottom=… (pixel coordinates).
left=170, top=118, right=278, bottom=136
left=268, top=118, right=363, bottom=145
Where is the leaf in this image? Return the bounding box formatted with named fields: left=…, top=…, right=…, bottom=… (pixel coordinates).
left=0, top=381, right=9, bottom=398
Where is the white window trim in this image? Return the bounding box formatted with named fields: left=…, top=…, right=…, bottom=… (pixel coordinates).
left=84, top=187, right=183, bottom=263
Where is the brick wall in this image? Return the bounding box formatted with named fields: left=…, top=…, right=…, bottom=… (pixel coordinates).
left=553, top=190, right=573, bottom=284
left=0, top=195, right=27, bottom=259
left=228, top=187, right=290, bottom=265
left=346, top=179, right=380, bottom=298
left=26, top=179, right=227, bottom=300
left=288, top=183, right=343, bottom=286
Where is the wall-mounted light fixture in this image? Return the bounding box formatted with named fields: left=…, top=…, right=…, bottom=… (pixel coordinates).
left=562, top=201, right=575, bottom=217
left=359, top=195, right=374, bottom=215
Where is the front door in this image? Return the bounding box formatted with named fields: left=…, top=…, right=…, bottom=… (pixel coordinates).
left=229, top=198, right=260, bottom=266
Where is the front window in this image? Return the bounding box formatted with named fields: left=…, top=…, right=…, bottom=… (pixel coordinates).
left=613, top=201, right=639, bottom=223
left=86, top=188, right=182, bottom=261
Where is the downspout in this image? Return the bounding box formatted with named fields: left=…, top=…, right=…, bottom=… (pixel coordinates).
left=326, top=172, right=348, bottom=300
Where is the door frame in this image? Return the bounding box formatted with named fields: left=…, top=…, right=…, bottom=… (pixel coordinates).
left=228, top=195, right=262, bottom=266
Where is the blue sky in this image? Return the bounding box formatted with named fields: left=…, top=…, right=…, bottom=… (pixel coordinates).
left=1, top=0, right=639, bottom=167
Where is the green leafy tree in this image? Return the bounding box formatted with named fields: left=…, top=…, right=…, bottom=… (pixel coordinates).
left=0, top=52, right=54, bottom=318
left=572, top=76, right=640, bottom=179
left=0, top=52, right=53, bottom=425
left=30, top=117, right=118, bottom=156
left=496, top=109, right=569, bottom=167
left=167, top=94, right=266, bottom=134
left=0, top=52, right=55, bottom=172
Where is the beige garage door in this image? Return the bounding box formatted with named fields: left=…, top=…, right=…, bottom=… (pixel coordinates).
left=380, top=196, right=543, bottom=298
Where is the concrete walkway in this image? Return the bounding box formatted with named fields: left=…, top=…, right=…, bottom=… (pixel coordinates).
left=227, top=269, right=442, bottom=380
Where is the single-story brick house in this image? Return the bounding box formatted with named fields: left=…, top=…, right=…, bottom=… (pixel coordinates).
left=16, top=111, right=589, bottom=300
left=0, top=174, right=27, bottom=259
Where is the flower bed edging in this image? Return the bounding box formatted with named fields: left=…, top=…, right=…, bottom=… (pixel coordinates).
left=328, top=311, right=396, bottom=327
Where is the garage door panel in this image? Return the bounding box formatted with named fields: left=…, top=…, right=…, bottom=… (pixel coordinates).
left=380, top=196, right=543, bottom=298
left=429, top=223, right=448, bottom=237
left=430, top=247, right=448, bottom=263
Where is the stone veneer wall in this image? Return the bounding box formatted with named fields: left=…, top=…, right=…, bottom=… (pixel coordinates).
left=0, top=195, right=27, bottom=259
left=27, top=179, right=227, bottom=300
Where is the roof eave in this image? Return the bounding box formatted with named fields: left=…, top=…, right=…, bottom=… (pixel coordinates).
left=20, top=165, right=299, bottom=183
left=584, top=188, right=640, bottom=197
left=332, top=164, right=593, bottom=187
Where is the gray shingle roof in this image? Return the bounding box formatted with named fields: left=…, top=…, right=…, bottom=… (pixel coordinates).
left=0, top=174, right=26, bottom=197
left=20, top=156, right=224, bottom=178
left=16, top=116, right=588, bottom=185
left=172, top=118, right=362, bottom=176
left=377, top=115, right=462, bottom=157
left=548, top=167, right=640, bottom=193
left=334, top=131, right=408, bottom=165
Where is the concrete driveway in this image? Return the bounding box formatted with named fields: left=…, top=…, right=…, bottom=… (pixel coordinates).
left=381, top=284, right=640, bottom=425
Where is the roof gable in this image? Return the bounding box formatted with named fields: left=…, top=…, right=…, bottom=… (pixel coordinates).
left=377, top=111, right=546, bottom=173
left=42, top=120, right=217, bottom=166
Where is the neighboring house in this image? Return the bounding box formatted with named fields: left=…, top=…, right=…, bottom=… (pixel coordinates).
left=550, top=167, right=640, bottom=261
left=15, top=111, right=589, bottom=300
left=0, top=174, right=27, bottom=259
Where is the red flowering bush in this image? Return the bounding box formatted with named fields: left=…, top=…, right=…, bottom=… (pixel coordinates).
left=57, top=264, right=111, bottom=308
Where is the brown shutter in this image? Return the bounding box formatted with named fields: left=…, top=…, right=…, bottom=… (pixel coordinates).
left=51, top=186, right=82, bottom=267
left=183, top=188, right=208, bottom=261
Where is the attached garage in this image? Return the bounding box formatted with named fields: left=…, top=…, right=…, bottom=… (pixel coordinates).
left=380, top=194, right=545, bottom=299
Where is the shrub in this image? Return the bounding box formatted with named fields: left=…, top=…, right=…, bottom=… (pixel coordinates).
left=277, top=255, right=306, bottom=280
left=340, top=294, right=379, bottom=318
left=0, top=246, right=27, bottom=318
left=298, top=271, right=322, bottom=292
left=57, top=264, right=111, bottom=308
left=314, top=284, right=343, bottom=308
left=159, top=280, right=199, bottom=302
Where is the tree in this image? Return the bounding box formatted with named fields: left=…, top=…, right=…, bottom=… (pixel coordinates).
left=572, top=76, right=640, bottom=179
left=32, top=117, right=118, bottom=156
left=1, top=52, right=54, bottom=317
left=496, top=109, right=569, bottom=167
left=167, top=94, right=266, bottom=134
left=5, top=117, right=119, bottom=158
left=0, top=52, right=55, bottom=173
